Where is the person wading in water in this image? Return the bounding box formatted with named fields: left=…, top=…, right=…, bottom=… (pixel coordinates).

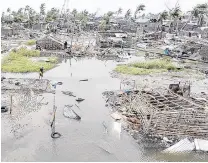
left=39, top=67, right=44, bottom=79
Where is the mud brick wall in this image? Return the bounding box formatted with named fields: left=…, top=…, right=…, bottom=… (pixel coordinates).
left=40, top=51, right=66, bottom=57
left=148, top=110, right=208, bottom=139
left=199, top=45, right=208, bottom=61
left=36, top=36, right=64, bottom=50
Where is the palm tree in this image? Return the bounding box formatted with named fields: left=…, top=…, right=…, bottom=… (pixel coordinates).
left=1, top=12, right=5, bottom=23
left=158, top=11, right=169, bottom=25
left=40, top=3, right=46, bottom=16
left=134, top=4, right=145, bottom=19
left=17, top=8, right=23, bottom=14
left=83, top=9, right=89, bottom=16
left=7, top=8, right=11, bottom=19
left=170, top=6, right=181, bottom=33
left=99, top=19, right=107, bottom=31
left=157, top=10, right=169, bottom=36
left=192, top=3, right=208, bottom=26
left=107, top=11, right=114, bottom=17
left=117, top=8, right=122, bottom=17
left=72, top=9, right=78, bottom=18
left=125, top=9, right=131, bottom=20
left=7, top=8, right=11, bottom=14
left=24, top=5, right=30, bottom=19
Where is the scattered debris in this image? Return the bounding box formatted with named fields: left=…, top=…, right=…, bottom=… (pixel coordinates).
left=1, top=106, right=8, bottom=113
left=1, top=76, right=6, bottom=81
left=62, top=91, right=76, bottom=97
left=63, top=105, right=81, bottom=120
left=162, top=138, right=195, bottom=153
left=194, top=139, right=208, bottom=152
left=76, top=98, right=85, bottom=102
left=102, top=121, right=108, bottom=133
left=51, top=132, right=62, bottom=139
left=111, top=111, right=122, bottom=120
left=57, top=82, right=63, bottom=85
left=79, top=79, right=89, bottom=82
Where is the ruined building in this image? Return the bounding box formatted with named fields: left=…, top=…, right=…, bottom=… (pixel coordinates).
left=36, top=36, right=64, bottom=50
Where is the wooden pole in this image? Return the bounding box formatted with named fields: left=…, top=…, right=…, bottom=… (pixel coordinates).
left=10, top=95, right=12, bottom=114
left=120, top=81, right=122, bottom=90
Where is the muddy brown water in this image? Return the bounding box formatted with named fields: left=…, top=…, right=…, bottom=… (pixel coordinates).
left=1, top=57, right=208, bottom=161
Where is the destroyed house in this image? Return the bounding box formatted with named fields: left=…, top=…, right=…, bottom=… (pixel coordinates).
left=199, top=44, right=208, bottom=61
left=138, top=90, right=208, bottom=139
left=1, top=27, right=13, bottom=37
left=196, top=27, right=208, bottom=39
left=32, top=22, right=47, bottom=31
left=96, top=31, right=131, bottom=48
left=36, top=36, right=64, bottom=50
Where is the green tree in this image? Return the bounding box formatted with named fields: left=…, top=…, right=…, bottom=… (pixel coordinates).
left=99, top=19, right=107, bottom=31
left=158, top=10, right=169, bottom=25
left=12, top=8, right=25, bottom=23
left=107, top=11, right=114, bottom=17
left=72, top=9, right=78, bottom=18
left=125, top=9, right=131, bottom=20
left=192, top=3, right=208, bottom=26
left=157, top=10, right=169, bottom=37
left=7, top=8, right=11, bottom=14
left=46, top=7, right=59, bottom=22
left=40, top=3, right=46, bottom=16
left=134, top=4, right=145, bottom=19
left=24, top=5, right=30, bottom=18
left=6, top=8, right=11, bottom=22
left=170, top=6, right=182, bottom=33
left=117, top=8, right=122, bottom=17
left=78, top=10, right=90, bottom=30
left=1, top=12, right=5, bottom=23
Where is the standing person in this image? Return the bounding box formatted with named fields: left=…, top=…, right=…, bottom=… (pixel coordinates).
left=39, top=67, right=44, bottom=79
left=64, top=41, right=68, bottom=50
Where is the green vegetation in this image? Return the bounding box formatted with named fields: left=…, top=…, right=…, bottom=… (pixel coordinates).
left=115, top=59, right=179, bottom=75
left=115, top=65, right=166, bottom=75
left=130, top=59, right=176, bottom=70
left=1, top=48, right=56, bottom=73
left=25, top=40, right=36, bottom=46
left=48, top=57, right=58, bottom=63
left=12, top=47, right=40, bottom=57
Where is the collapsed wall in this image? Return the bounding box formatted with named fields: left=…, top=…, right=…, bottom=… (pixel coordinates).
left=142, top=91, right=208, bottom=139
left=36, top=36, right=64, bottom=50
left=104, top=89, right=208, bottom=140
left=199, top=45, right=208, bottom=61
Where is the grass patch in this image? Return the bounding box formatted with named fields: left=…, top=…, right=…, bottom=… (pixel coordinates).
left=48, top=57, right=58, bottom=63
left=115, top=59, right=179, bottom=75
left=115, top=65, right=166, bottom=75
left=130, top=59, right=177, bottom=70
left=25, top=40, right=36, bottom=46
left=1, top=48, right=56, bottom=73
left=12, top=47, right=40, bottom=57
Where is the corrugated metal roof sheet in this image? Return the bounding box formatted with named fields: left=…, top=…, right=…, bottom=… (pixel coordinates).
left=163, top=138, right=195, bottom=153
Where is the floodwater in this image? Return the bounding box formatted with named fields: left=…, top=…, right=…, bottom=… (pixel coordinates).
left=1, top=57, right=208, bottom=162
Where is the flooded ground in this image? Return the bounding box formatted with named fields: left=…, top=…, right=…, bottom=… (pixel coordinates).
left=1, top=57, right=208, bottom=161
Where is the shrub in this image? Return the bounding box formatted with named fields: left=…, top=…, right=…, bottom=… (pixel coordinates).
left=25, top=40, right=36, bottom=46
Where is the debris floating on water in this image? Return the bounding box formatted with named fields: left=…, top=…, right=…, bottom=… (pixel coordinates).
left=111, top=112, right=122, bottom=120
left=63, top=105, right=81, bottom=120
left=76, top=98, right=85, bottom=102
left=62, top=91, right=76, bottom=97
left=79, top=79, right=89, bottom=82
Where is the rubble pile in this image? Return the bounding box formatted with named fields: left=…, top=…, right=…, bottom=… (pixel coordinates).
left=1, top=78, right=53, bottom=93
left=36, top=35, right=64, bottom=50
left=103, top=88, right=208, bottom=142
left=1, top=43, right=9, bottom=53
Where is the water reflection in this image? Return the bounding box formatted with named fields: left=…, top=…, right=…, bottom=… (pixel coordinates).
left=112, top=121, right=121, bottom=140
